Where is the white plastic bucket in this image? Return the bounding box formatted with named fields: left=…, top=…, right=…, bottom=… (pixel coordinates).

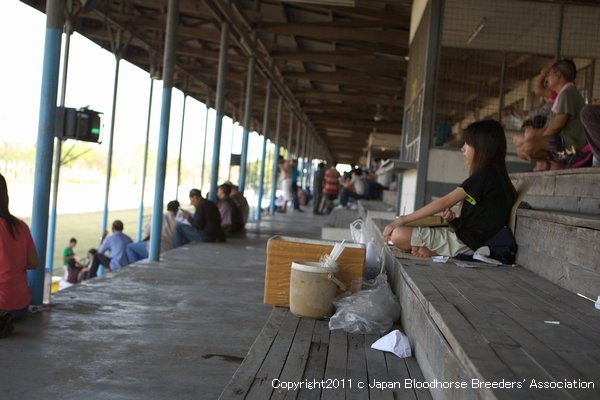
left=289, top=261, right=345, bottom=319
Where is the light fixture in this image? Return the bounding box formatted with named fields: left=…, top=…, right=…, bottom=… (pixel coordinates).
left=373, top=105, right=384, bottom=122
left=279, top=0, right=356, bottom=6
left=466, top=17, right=486, bottom=45
left=327, top=128, right=353, bottom=138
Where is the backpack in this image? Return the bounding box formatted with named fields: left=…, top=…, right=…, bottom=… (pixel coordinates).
left=474, top=226, right=518, bottom=265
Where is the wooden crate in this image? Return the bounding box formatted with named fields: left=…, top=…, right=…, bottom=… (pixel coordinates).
left=264, top=236, right=366, bottom=307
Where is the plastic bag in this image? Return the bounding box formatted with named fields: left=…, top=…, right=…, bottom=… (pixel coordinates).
left=364, top=240, right=381, bottom=280
left=329, top=273, right=400, bottom=334
left=371, top=329, right=412, bottom=358
left=350, top=218, right=365, bottom=244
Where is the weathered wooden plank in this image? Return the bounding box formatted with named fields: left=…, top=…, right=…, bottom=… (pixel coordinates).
left=504, top=267, right=600, bottom=326
left=345, top=333, right=368, bottom=400
left=425, top=270, right=519, bottom=347
left=555, top=349, right=600, bottom=387
left=297, top=320, right=331, bottom=400
left=555, top=174, right=600, bottom=198
left=516, top=208, right=600, bottom=231
left=395, top=267, right=485, bottom=400
left=402, top=356, right=434, bottom=400
left=245, top=310, right=300, bottom=399
left=516, top=245, right=600, bottom=299
left=321, top=329, right=347, bottom=400
left=270, top=317, right=316, bottom=400
left=515, top=213, right=600, bottom=266
left=485, top=310, right=599, bottom=399
left=218, top=307, right=286, bottom=400
left=364, top=334, right=398, bottom=400
left=477, top=266, right=600, bottom=346
left=456, top=278, right=596, bottom=384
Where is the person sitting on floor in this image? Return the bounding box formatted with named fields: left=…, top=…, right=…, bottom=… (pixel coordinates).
left=227, top=182, right=250, bottom=226
left=126, top=200, right=180, bottom=262
left=172, top=188, right=225, bottom=247
left=216, top=184, right=244, bottom=236
left=63, top=237, right=87, bottom=284
left=87, top=220, right=133, bottom=279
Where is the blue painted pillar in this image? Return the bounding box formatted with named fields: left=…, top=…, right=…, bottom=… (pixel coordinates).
left=269, top=96, right=284, bottom=215
left=209, top=15, right=230, bottom=202
left=46, top=19, right=72, bottom=285
left=239, top=55, right=255, bottom=194
left=200, top=101, right=210, bottom=190
left=176, top=94, right=187, bottom=200
left=255, top=81, right=272, bottom=221
left=100, top=56, right=121, bottom=233
left=28, top=0, right=64, bottom=306
left=149, top=0, right=179, bottom=261
left=136, top=76, right=155, bottom=241
left=286, top=116, right=294, bottom=157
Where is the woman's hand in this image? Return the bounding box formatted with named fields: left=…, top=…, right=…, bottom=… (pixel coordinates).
left=442, top=208, right=455, bottom=222
left=382, top=216, right=404, bottom=243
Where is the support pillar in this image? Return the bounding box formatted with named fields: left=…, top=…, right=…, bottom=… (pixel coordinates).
left=29, top=0, right=64, bottom=306
left=149, top=0, right=179, bottom=261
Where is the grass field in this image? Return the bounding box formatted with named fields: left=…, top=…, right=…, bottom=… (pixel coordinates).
left=23, top=208, right=151, bottom=277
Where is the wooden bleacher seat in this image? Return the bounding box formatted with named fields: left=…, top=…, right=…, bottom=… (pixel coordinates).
left=219, top=307, right=433, bottom=400
left=364, top=168, right=600, bottom=399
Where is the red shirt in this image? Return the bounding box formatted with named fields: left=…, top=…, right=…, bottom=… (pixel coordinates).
left=323, top=167, right=340, bottom=195
left=0, top=218, right=36, bottom=311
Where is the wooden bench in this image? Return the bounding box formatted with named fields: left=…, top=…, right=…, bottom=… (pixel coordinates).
left=363, top=168, right=600, bottom=399
left=385, top=251, right=600, bottom=400
left=219, top=307, right=433, bottom=400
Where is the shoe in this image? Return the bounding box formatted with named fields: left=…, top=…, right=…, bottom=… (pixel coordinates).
left=0, top=313, right=14, bottom=339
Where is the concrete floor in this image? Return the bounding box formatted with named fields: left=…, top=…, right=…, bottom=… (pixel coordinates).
left=0, top=210, right=325, bottom=400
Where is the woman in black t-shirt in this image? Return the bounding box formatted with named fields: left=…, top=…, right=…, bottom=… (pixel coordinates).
left=383, top=119, right=517, bottom=258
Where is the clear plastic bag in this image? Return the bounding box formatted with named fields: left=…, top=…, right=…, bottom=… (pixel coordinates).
left=350, top=218, right=365, bottom=244
left=328, top=273, right=401, bottom=334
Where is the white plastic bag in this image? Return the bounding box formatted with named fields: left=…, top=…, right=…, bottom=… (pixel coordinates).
left=371, top=329, right=412, bottom=358
left=350, top=218, right=365, bottom=244
left=329, top=273, right=400, bottom=334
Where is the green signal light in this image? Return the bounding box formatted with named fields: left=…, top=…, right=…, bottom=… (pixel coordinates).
left=91, top=128, right=100, bottom=135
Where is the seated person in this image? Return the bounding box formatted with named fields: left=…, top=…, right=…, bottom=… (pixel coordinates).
left=581, top=98, right=600, bottom=167
left=339, top=168, right=366, bottom=207
left=87, top=220, right=133, bottom=279
left=63, top=237, right=87, bottom=284
left=126, top=200, right=180, bottom=262
left=362, top=168, right=385, bottom=200
left=383, top=120, right=516, bottom=258
left=216, top=184, right=244, bottom=235
left=513, top=59, right=587, bottom=170
left=227, top=182, right=249, bottom=225
left=172, top=188, right=225, bottom=247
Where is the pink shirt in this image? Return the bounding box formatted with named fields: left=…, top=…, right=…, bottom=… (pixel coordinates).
left=0, top=218, right=36, bottom=311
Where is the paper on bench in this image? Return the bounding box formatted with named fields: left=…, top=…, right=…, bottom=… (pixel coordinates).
left=371, top=329, right=412, bottom=358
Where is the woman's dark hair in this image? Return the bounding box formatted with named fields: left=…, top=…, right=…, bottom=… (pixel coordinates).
left=0, top=174, right=18, bottom=238
left=462, top=119, right=508, bottom=175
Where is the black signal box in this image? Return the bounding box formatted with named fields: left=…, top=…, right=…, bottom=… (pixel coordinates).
left=55, top=106, right=102, bottom=143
